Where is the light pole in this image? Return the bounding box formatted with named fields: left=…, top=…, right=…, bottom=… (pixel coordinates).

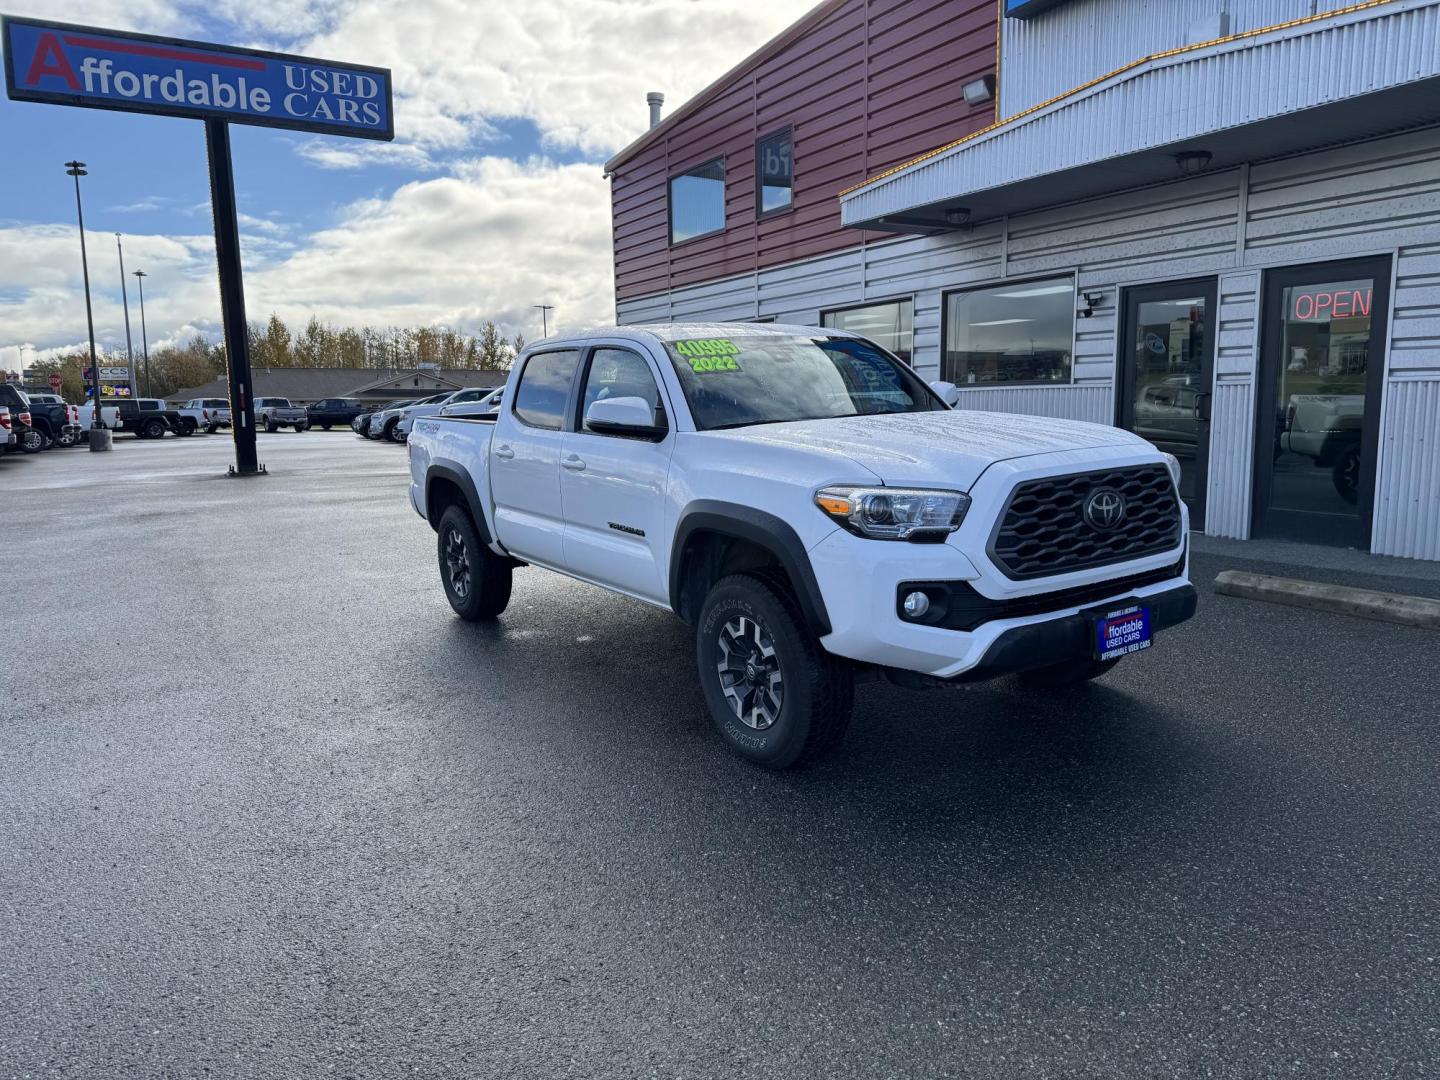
left=116, top=234, right=137, bottom=399
left=533, top=304, right=553, bottom=338
left=66, top=160, right=109, bottom=450
left=133, top=270, right=151, bottom=397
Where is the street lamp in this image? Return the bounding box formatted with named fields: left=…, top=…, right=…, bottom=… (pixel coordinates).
left=533, top=303, right=553, bottom=338
left=65, top=160, right=109, bottom=450
left=133, top=270, right=151, bottom=396
left=116, top=234, right=137, bottom=399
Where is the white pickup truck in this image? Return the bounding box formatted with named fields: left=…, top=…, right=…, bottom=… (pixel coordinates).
left=406, top=323, right=1196, bottom=769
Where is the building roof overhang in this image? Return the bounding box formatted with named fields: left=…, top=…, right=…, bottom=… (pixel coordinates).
left=840, top=0, right=1440, bottom=233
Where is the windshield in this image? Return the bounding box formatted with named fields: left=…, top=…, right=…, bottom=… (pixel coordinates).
left=662, top=334, right=944, bottom=431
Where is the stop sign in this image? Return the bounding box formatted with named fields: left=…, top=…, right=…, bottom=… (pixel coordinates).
left=48, top=373, right=62, bottom=390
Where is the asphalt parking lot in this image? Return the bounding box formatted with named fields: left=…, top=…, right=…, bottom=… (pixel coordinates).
left=1, top=433, right=1436, bottom=1079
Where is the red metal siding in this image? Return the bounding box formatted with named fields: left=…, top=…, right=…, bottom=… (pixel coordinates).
left=611, top=0, right=998, bottom=302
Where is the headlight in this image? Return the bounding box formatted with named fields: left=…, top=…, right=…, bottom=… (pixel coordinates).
left=1161, top=452, right=1182, bottom=487
left=814, top=486, right=970, bottom=541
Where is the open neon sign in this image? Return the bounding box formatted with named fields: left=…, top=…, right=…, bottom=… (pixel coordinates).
left=1291, top=283, right=1373, bottom=323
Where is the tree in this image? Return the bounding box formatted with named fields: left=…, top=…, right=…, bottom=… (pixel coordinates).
left=250, top=313, right=293, bottom=368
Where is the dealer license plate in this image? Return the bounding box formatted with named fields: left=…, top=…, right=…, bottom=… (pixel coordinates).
left=1094, top=604, right=1152, bottom=661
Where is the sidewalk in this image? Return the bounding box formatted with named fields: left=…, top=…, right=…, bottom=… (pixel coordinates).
left=1191, top=533, right=1440, bottom=601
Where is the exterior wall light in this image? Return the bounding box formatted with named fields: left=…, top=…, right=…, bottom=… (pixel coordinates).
left=945, top=207, right=971, bottom=227
left=962, top=75, right=995, bottom=106
left=1175, top=150, right=1213, bottom=176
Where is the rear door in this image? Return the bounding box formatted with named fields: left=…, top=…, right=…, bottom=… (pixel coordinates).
left=560, top=345, right=676, bottom=601
left=488, top=348, right=581, bottom=566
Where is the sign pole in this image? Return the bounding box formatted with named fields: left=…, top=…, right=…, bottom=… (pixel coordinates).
left=204, top=118, right=261, bottom=477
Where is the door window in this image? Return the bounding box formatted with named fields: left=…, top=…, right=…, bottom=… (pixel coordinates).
left=512, top=350, right=580, bottom=430
left=579, top=349, right=662, bottom=432
left=1266, top=275, right=1381, bottom=528
left=1122, top=286, right=1213, bottom=523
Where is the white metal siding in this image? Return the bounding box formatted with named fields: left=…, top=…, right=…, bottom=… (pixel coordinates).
left=1000, top=1, right=1360, bottom=116
left=842, top=0, right=1440, bottom=229
left=619, top=126, right=1440, bottom=558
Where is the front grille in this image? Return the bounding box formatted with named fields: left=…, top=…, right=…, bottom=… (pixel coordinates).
left=989, top=464, right=1181, bottom=579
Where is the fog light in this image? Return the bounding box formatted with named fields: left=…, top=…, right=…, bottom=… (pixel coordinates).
left=903, top=591, right=930, bottom=619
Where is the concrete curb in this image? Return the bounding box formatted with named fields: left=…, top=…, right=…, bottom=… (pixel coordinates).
left=1214, top=570, right=1440, bottom=629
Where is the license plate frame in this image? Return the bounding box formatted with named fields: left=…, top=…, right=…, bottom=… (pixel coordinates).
left=1088, top=601, right=1153, bottom=661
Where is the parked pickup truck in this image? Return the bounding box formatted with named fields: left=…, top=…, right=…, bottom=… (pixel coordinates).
left=256, top=398, right=308, bottom=432
left=406, top=323, right=1196, bottom=769
left=177, top=397, right=232, bottom=433
left=0, top=405, right=16, bottom=454
left=101, top=398, right=195, bottom=438
left=0, top=384, right=81, bottom=451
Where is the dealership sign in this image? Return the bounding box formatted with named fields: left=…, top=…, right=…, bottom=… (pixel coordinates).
left=2, top=16, right=393, bottom=140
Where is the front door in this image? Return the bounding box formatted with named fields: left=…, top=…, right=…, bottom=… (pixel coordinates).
left=1118, top=279, right=1216, bottom=529
left=561, top=346, right=676, bottom=602
left=1253, top=258, right=1390, bottom=548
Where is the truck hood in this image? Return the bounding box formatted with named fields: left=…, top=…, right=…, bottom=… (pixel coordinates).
left=705, top=410, right=1149, bottom=490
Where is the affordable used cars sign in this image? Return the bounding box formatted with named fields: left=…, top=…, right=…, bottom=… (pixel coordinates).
left=2, top=16, right=393, bottom=140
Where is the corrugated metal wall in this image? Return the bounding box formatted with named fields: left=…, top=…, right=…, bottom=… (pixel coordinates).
left=998, top=0, right=1357, bottom=116
left=619, top=124, right=1440, bottom=558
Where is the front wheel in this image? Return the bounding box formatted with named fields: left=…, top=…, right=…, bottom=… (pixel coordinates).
left=1018, top=657, right=1120, bottom=688
left=437, top=506, right=512, bottom=621
left=696, top=573, right=853, bottom=770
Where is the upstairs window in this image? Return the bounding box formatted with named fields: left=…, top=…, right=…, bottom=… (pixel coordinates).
left=670, top=157, right=725, bottom=244
left=756, top=129, right=793, bottom=216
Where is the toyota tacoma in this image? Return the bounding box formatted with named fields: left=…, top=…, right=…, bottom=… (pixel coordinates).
left=406, top=324, right=1196, bottom=769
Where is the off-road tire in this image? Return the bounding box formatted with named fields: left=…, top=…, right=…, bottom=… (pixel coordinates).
left=1018, top=657, right=1120, bottom=688
left=437, top=505, right=512, bottom=621
left=696, top=572, right=853, bottom=770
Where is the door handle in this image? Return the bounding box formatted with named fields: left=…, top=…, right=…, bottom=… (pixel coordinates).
left=1193, top=391, right=1212, bottom=423
left=562, top=455, right=586, bottom=471
left=494, top=444, right=515, bottom=460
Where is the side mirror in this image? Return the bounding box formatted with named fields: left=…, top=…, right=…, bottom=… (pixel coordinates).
left=929, top=380, right=960, bottom=407
left=585, top=396, right=666, bottom=441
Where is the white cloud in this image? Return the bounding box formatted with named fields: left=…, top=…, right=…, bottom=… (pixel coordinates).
left=1, top=156, right=613, bottom=353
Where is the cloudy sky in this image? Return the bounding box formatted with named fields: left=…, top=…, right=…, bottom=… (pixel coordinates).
left=0, top=0, right=814, bottom=369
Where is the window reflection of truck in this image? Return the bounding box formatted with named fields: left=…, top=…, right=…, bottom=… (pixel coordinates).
left=1282, top=395, right=1363, bottom=504
left=1133, top=377, right=1204, bottom=458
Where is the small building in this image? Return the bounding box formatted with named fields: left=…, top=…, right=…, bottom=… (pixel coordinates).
left=168, top=366, right=503, bottom=408
left=608, top=0, right=1440, bottom=562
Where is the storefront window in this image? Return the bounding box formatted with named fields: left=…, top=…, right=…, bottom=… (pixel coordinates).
left=942, top=277, right=1074, bottom=384
left=670, top=158, right=725, bottom=244
left=821, top=299, right=913, bottom=363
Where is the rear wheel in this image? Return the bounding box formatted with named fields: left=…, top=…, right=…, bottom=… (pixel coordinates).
left=696, top=573, right=853, bottom=770
left=56, top=429, right=77, bottom=448
left=265, top=420, right=278, bottom=433
left=321, top=423, right=332, bottom=431
left=294, top=423, right=308, bottom=432
left=20, top=429, right=45, bottom=453
left=1018, top=657, right=1120, bottom=688
left=143, top=418, right=167, bottom=439
left=437, top=505, right=512, bottom=621
left=206, top=425, right=218, bottom=434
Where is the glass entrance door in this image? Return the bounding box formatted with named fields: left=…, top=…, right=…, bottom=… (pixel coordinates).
left=1253, top=258, right=1390, bottom=548
left=1118, top=279, right=1216, bottom=529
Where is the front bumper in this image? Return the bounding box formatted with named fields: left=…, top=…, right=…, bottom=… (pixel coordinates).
left=917, top=583, right=1197, bottom=685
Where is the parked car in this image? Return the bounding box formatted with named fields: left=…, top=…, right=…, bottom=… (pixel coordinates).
left=369, top=397, right=437, bottom=442
left=438, top=387, right=504, bottom=420
left=352, top=410, right=376, bottom=438
left=393, top=388, right=497, bottom=441
left=177, top=397, right=231, bottom=433
left=306, top=397, right=369, bottom=430
left=258, top=398, right=309, bottom=432
left=405, top=323, right=1195, bottom=769
left=0, top=384, right=81, bottom=451
left=0, top=405, right=16, bottom=454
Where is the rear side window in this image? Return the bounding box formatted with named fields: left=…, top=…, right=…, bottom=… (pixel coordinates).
left=512, top=350, right=580, bottom=431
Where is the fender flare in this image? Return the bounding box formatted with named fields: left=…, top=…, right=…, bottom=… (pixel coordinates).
left=670, top=500, right=831, bottom=635
left=426, top=462, right=494, bottom=544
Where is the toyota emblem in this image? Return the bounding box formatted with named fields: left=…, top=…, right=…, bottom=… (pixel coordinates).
left=1083, top=487, right=1127, bottom=530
